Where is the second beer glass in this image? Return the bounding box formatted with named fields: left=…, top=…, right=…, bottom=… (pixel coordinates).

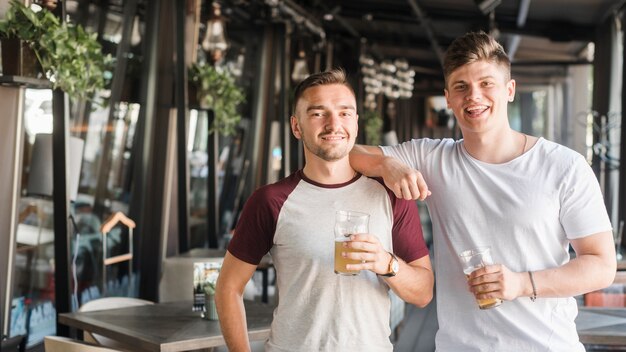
left=334, top=210, right=369, bottom=275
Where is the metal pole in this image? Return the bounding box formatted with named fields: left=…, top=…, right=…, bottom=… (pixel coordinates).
left=207, top=111, right=219, bottom=248
left=175, top=0, right=190, bottom=252
left=52, top=89, right=71, bottom=337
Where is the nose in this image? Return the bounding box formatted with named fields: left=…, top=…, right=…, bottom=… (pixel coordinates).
left=465, top=84, right=482, bottom=101
left=325, top=112, right=342, bottom=131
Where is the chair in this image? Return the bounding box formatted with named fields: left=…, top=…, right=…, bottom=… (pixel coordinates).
left=44, top=336, right=122, bottom=352
left=1, top=334, right=26, bottom=352
left=78, top=297, right=153, bottom=349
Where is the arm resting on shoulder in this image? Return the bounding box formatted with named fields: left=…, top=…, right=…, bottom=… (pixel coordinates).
left=350, top=145, right=430, bottom=201
left=349, top=144, right=385, bottom=177
left=386, top=255, right=434, bottom=307
left=522, top=231, right=616, bottom=299
left=215, top=251, right=258, bottom=352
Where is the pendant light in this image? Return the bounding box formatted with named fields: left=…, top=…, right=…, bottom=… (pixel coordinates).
left=291, top=49, right=310, bottom=83
left=202, top=2, right=229, bottom=64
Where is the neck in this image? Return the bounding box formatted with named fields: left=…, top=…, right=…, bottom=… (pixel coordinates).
left=462, top=128, right=526, bottom=164
left=302, top=157, right=356, bottom=184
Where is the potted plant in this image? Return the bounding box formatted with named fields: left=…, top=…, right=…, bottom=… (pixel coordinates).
left=188, top=62, right=245, bottom=136
left=202, top=281, right=218, bottom=320
left=0, top=0, right=111, bottom=100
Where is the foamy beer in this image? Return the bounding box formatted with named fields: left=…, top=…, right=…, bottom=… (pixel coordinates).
left=459, top=246, right=503, bottom=309
left=334, top=210, right=369, bottom=275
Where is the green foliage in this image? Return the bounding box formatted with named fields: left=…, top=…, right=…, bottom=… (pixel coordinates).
left=203, top=281, right=216, bottom=296
left=362, top=109, right=383, bottom=145
left=0, top=0, right=112, bottom=100
left=189, top=63, right=245, bottom=136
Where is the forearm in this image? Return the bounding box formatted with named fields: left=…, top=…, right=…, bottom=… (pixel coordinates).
left=386, top=259, right=434, bottom=307
left=215, top=288, right=251, bottom=351
left=528, top=252, right=616, bottom=299
left=349, top=144, right=387, bottom=177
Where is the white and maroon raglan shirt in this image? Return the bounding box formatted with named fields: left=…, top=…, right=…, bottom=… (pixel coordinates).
left=228, top=170, right=428, bottom=352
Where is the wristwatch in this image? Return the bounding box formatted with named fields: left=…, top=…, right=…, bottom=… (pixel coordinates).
left=380, top=252, right=399, bottom=277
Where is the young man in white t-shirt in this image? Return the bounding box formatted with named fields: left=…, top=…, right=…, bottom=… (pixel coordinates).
left=350, top=31, right=616, bottom=351
left=215, top=69, right=434, bottom=351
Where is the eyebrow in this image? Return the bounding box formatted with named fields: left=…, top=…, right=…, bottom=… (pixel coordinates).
left=306, top=104, right=356, bottom=112
left=451, top=75, right=496, bottom=85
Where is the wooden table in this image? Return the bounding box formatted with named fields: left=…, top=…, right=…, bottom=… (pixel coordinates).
left=577, top=307, right=626, bottom=346
left=58, top=300, right=273, bottom=352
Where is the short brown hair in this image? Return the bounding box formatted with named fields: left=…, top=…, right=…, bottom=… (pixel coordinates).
left=292, top=68, right=355, bottom=114
left=443, top=31, right=511, bottom=86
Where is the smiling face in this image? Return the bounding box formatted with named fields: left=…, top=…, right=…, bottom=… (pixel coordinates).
left=291, top=83, right=358, bottom=162
left=444, top=60, right=515, bottom=134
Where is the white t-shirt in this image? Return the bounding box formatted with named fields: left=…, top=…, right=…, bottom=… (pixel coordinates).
left=229, top=170, right=429, bottom=351
left=382, top=137, right=612, bottom=352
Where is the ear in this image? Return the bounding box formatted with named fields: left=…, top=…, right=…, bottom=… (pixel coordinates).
left=507, top=79, right=516, bottom=102
left=290, top=116, right=302, bottom=140
left=444, top=89, right=450, bottom=108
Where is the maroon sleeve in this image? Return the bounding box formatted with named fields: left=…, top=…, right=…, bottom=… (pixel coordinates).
left=373, top=178, right=429, bottom=263
left=227, top=172, right=300, bottom=265
left=391, top=197, right=429, bottom=263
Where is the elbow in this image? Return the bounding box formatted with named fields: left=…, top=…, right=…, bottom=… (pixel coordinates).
left=411, top=291, right=433, bottom=308
left=594, top=254, right=618, bottom=290
left=215, top=279, right=242, bottom=308
left=405, top=279, right=435, bottom=308
left=600, top=259, right=618, bottom=289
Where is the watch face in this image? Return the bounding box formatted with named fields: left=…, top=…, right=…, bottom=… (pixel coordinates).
left=391, top=259, right=400, bottom=273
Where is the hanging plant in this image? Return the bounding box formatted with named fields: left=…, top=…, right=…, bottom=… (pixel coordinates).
left=362, top=109, right=383, bottom=145
left=0, top=0, right=112, bottom=101
left=188, top=63, right=245, bottom=136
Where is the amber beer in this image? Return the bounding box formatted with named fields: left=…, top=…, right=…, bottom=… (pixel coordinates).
left=334, top=210, right=369, bottom=275
left=464, top=270, right=503, bottom=309
left=459, top=246, right=503, bottom=309
left=334, top=239, right=363, bottom=275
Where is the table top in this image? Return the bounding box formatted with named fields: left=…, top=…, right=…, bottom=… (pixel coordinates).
left=58, top=300, right=273, bottom=352
left=577, top=307, right=626, bottom=346
left=179, top=248, right=273, bottom=268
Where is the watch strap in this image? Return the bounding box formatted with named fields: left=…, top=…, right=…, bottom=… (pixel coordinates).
left=379, top=252, right=398, bottom=277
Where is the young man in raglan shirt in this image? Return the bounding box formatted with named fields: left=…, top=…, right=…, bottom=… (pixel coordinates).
left=215, top=68, right=433, bottom=351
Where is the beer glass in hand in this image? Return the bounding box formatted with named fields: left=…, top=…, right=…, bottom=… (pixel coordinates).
left=334, top=210, right=369, bottom=275
left=459, top=246, right=502, bottom=309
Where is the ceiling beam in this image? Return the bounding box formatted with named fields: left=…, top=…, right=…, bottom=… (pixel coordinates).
left=406, top=0, right=444, bottom=67
left=506, top=0, right=530, bottom=60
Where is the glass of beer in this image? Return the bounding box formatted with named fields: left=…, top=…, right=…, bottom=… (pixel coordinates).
left=459, top=246, right=502, bottom=309
left=334, top=210, right=369, bottom=275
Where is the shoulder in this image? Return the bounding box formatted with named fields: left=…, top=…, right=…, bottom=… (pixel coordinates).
left=533, top=138, right=585, bottom=166
left=366, top=177, right=417, bottom=209
left=253, top=171, right=302, bottom=200
left=244, top=171, right=303, bottom=214
left=382, top=138, right=458, bottom=159
left=392, top=137, right=457, bottom=149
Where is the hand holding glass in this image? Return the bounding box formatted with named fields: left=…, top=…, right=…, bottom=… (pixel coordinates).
left=459, top=246, right=502, bottom=309
left=334, top=211, right=369, bottom=275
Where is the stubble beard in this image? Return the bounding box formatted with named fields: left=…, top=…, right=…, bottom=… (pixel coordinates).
left=302, top=137, right=351, bottom=162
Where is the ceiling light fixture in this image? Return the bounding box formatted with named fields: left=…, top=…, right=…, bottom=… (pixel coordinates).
left=202, top=2, right=229, bottom=64
left=291, top=49, right=310, bottom=83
